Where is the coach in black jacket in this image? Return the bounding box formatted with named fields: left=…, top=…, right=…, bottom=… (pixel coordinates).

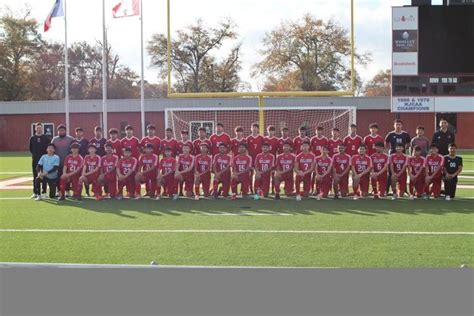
left=432, top=119, right=455, bottom=156
left=29, top=123, right=51, bottom=198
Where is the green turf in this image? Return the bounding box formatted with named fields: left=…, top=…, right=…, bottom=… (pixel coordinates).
left=0, top=152, right=473, bottom=268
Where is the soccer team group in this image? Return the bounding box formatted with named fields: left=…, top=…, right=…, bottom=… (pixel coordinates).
left=32, top=118, right=463, bottom=202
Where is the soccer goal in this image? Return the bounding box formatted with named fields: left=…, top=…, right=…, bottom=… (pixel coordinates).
left=165, top=106, right=356, bottom=140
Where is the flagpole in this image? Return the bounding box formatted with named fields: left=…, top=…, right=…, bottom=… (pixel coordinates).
left=140, top=0, right=145, bottom=138
left=102, top=0, right=108, bottom=136
left=64, top=0, right=70, bottom=135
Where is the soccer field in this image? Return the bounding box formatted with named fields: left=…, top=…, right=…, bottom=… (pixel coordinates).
left=0, top=152, right=473, bottom=268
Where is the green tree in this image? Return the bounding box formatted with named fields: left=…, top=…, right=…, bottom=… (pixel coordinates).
left=254, top=14, right=370, bottom=92
left=147, top=18, right=242, bottom=93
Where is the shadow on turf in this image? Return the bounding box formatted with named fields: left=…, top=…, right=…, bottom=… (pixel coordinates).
left=48, top=196, right=474, bottom=218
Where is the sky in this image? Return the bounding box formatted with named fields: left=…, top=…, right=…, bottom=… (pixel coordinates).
left=1, top=0, right=443, bottom=90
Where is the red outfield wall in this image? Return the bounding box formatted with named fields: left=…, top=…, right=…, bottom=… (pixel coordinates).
left=1, top=111, right=473, bottom=151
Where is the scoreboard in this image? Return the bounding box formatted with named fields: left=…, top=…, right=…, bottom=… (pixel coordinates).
left=391, top=5, right=474, bottom=112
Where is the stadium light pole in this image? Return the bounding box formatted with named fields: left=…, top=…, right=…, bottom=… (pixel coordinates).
left=102, top=0, right=108, bottom=136
left=140, top=0, right=146, bottom=138
left=64, top=0, right=70, bottom=135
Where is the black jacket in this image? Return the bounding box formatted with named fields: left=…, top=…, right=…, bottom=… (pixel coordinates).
left=29, top=134, right=51, bottom=161
left=432, top=129, right=455, bottom=156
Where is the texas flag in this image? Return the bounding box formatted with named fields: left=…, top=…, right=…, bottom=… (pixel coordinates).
left=44, top=0, right=64, bottom=32
left=112, top=0, right=140, bottom=18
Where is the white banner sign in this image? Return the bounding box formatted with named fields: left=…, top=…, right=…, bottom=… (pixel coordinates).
left=392, top=7, right=418, bottom=30
left=392, top=97, right=434, bottom=112
left=392, top=52, right=418, bottom=76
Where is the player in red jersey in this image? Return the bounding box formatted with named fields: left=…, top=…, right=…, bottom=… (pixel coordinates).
left=278, top=127, right=294, bottom=155
left=351, top=144, right=373, bottom=199
left=135, top=144, right=159, bottom=198
left=247, top=123, right=264, bottom=160
left=408, top=146, right=426, bottom=199
left=265, top=125, right=280, bottom=157
left=332, top=144, right=351, bottom=198
left=274, top=142, right=296, bottom=199
left=231, top=143, right=253, bottom=199
left=389, top=144, right=409, bottom=199
left=140, top=124, right=161, bottom=156
left=230, top=126, right=246, bottom=156
left=314, top=146, right=333, bottom=199
left=293, top=126, right=309, bottom=155
left=78, top=144, right=102, bottom=200
left=177, top=130, right=194, bottom=156
left=424, top=144, right=445, bottom=198
left=98, top=143, right=118, bottom=198
left=370, top=142, right=389, bottom=199
left=343, top=124, right=363, bottom=156
left=116, top=147, right=138, bottom=199
left=328, top=128, right=343, bottom=157
left=254, top=143, right=275, bottom=199
left=310, top=126, right=329, bottom=194
left=59, top=142, right=83, bottom=200
left=174, top=144, right=195, bottom=199
left=120, top=125, right=140, bottom=159
left=193, top=127, right=212, bottom=156
left=364, top=123, right=384, bottom=157
left=157, top=147, right=177, bottom=199
left=212, top=143, right=233, bottom=199
left=295, top=141, right=316, bottom=200
left=210, top=123, right=231, bottom=156
left=194, top=143, right=212, bottom=200
left=161, top=128, right=179, bottom=157
left=107, top=128, right=122, bottom=157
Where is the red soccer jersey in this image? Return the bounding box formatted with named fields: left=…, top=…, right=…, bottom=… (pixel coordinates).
left=139, top=153, right=158, bottom=172
left=177, top=140, right=194, bottom=156
left=84, top=155, right=101, bottom=173
left=277, top=153, right=296, bottom=172
left=425, top=154, right=444, bottom=177
left=117, top=157, right=138, bottom=175
left=264, top=136, right=280, bottom=156
left=371, top=152, right=389, bottom=173
left=310, top=136, right=329, bottom=157
left=159, top=157, right=176, bottom=175
left=213, top=153, right=233, bottom=173
left=390, top=153, right=408, bottom=173
left=409, top=156, right=425, bottom=176
left=293, top=136, right=309, bottom=155
left=101, top=154, right=119, bottom=173
left=315, top=156, right=333, bottom=175
left=193, top=138, right=212, bottom=156
left=195, top=154, right=212, bottom=174
left=332, top=153, right=352, bottom=175
left=140, top=136, right=161, bottom=156
left=161, top=138, right=179, bottom=157
left=328, top=138, right=343, bottom=157
left=107, top=139, right=122, bottom=157
left=64, top=154, right=84, bottom=173
left=364, top=134, right=384, bottom=156
left=343, top=135, right=363, bottom=156
left=177, top=154, right=194, bottom=173
left=296, top=152, right=316, bottom=172
left=230, top=138, right=247, bottom=156
left=210, top=133, right=231, bottom=156
left=254, top=152, right=275, bottom=173
left=233, top=154, right=252, bottom=174
left=120, top=137, right=140, bottom=159
left=246, top=135, right=264, bottom=159
left=351, top=154, right=372, bottom=175
left=278, top=137, right=294, bottom=154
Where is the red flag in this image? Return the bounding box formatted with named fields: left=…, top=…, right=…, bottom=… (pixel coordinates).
left=112, top=0, right=140, bottom=18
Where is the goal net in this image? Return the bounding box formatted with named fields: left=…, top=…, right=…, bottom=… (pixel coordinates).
left=165, top=106, right=356, bottom=140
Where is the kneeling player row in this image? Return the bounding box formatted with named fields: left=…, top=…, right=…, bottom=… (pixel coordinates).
left=55, top=138, right=462, bottom=201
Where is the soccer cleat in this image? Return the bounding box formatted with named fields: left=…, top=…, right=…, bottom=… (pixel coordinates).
left=34, top=195, right=41, bottom=201
left=116, top=195, right=123, bottom=200
left=155, top=195, right=161, bottom=200
left=95, top=195, right=104, bottom=201
left=445, top=196, right=451, bottom=201
left=391, top=193, right=397, bottom=200
left=353, top=195, right=359, bottom=201
left=231, top=194, right=237, bottom=201
left=296, top=195, right=302, bottom=201
left=30, top=194, right=37, bottom=199
left=58, top=195, right=65, bottom=201
left=194, top=195, right=200, bottom=201
left=172, top=194, right=179, bottom=201
left=409, top=195, right=415, bottom=201
left=333, top=194, right=339, bottom=200
left=253, top=194, right=260, bottom=201
left=316, top=194, right=321, bottom=201
left=373, top=194, right=380, bottom=200
left=275, top=194, right=280, bottom=200
left=41, top=193, right=48, bottom=199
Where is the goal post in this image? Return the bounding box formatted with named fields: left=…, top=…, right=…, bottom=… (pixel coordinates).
left=165, top=105, right=356, bottom=140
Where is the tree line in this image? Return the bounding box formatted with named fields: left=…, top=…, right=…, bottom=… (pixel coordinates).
left=0, top=8, right=390, bottom=101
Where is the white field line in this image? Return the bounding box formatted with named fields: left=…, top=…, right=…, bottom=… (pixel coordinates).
left=0, top=262, right=338, bottom=269
left=0, top=172, right=31, bottom=174
left=0, top=229, right=472, bottom=236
